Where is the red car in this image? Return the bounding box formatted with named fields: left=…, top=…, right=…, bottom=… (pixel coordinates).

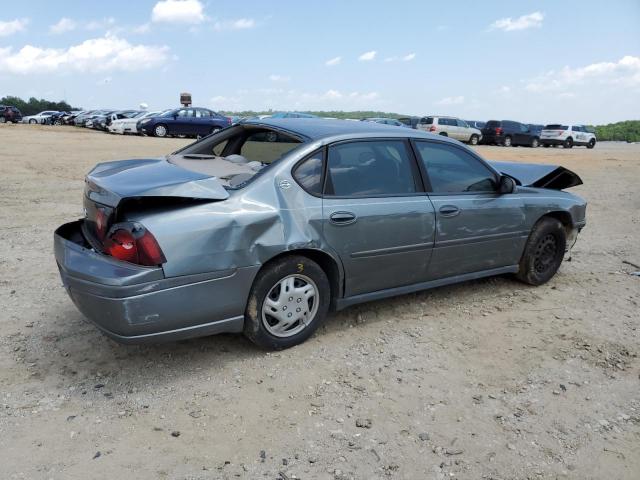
left=0, top=105, right=23, bottom=123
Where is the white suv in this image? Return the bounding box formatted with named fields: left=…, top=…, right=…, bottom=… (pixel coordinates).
left=417, top=116, right=482, bottom=145
left=540, top=124, right=596, bottom=149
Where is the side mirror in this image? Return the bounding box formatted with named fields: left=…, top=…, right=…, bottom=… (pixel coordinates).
left=498, top=175, right=516, bottom=194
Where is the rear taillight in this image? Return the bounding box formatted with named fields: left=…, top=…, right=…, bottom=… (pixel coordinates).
left=429, top=125, right=436, bottom=132
left=495, top=127, right=503, bottom=135
left=104, top=223, right=166, bottom=266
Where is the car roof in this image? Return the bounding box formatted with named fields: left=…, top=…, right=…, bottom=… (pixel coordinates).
left=243, top=118, right=451, bottom=142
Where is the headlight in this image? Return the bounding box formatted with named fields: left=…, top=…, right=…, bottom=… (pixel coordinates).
left=141, top=119, right=151, bottom=124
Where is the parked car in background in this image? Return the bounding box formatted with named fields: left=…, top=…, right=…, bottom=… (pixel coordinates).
left=54, top=118, right=586, bottom=348
left=109, top=110, right=165, bottom=135
left=61, top=111, right=84, bottom=125
left=397, top=116, right=421, bottom=129
left=23, top=110, right=59, bottom=124
left=466, top=120, right=486, bottom=130
left=138, top=107, right=231, bottom=138
left=362, top=117, right=407, bottom=127
left=0, top=105, right=22, bottom=123
left=268, top=112, right=318, bottom=119
left=417, top=116, right=482, bottom=145
left=481, top=120, right=541, bottom=147
left=104, top=110, right=140, bottom=128
left=540, top=124, right=596, bottom=149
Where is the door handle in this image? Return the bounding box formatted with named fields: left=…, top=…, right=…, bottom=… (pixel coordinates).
left=439, top=205, right=460, bottom=217
left=329, top=211, right=357, bottom=225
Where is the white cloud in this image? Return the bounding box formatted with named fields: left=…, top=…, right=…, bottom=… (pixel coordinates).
left=133, top=23, right=151, bottom=34
left=0, top=18, right=28, bottom=37
left=152, top=0, right=205, bottom=24
left=50, top=18, right=77, bottom=34
left=358, top=50, right=376, bottom=61
left=212, top=18, right=256, bottom=31
left=0, top=34, right=171, bottom=74
left=269, top=74, right=290, bottom=82
left=436, top=95, right=465, bottom=106
left=85, top=17, right=116, bottom=31
left=525, top=55, right=640, bottom=92
left=402, top=53, right=416, bottom=62
left=490, top=11, right=544, bottom=32
left=325, top=56, right=341, bottom=66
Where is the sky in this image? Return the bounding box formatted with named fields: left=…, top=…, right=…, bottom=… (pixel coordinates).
left=1, top=0, right=639, bottom=124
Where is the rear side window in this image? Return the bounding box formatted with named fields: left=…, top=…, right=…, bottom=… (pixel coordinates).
left=415, top=142, right=497, bottom=193
left=420, top=117, right=433, bottom=125
left=325, top=140, right=418, bottom=197
left=293, top=151, right=324, bottom=195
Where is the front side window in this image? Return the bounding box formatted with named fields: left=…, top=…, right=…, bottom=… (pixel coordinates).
left=325, top=140, right=418, bottom=197
left=457, top=119, right=469, bottom=128
left=415, top=141, right=497, bottom=193
left=293, top=151, right=324, bottom=195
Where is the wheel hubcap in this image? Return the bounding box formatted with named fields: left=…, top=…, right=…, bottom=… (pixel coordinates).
left=533, top=234, right=558, bottom=274
left=262, top=274, right=319, bottom=338
left=156, top=125, right=166, bottom=136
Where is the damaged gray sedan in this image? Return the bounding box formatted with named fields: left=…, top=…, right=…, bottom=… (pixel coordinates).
left=54, top=119, right=586, bottom=349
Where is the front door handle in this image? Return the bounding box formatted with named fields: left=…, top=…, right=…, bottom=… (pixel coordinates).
left=439, top=205, right=460, bottom=217
left=329, top=211, right=357, bottom=225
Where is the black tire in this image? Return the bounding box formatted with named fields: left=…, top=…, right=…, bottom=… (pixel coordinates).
left=244, top=255, right=330, bottom=350
left=563, top=137, right=573, bottom=149
left=531, top=137, right=539, bottom=148
left=587, top=138, right=596, bottom=149
left=503, top=135, right=513, bottom=147
left=469, top=134, right=479, bottom=145
left=543, top=144, right=550, bottom=148
left=516, top=217, right=567, bottom=286
left=29, top=119, right=37, bottom=124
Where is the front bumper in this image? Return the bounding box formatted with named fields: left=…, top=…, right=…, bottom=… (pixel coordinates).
left=54, top=220, right=256, bottom=343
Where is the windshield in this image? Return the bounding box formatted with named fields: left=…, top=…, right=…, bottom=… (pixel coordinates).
left=169, top=125, right=304, bottom=189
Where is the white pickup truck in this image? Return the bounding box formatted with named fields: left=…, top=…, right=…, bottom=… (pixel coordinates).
left=540, top=124, right=596, bottom=149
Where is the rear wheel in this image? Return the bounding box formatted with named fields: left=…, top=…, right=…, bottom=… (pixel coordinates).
left=563, top=137, right=573, bottom=149
left=503, top=135, right=513, bottom=147
left=29, top=119, right=37, bottom=124
left=531, top=137, right=539, bottom=148
left=516, top=217, right=566, bottom=286
left=244, top=255, right=330, bottom=350
left=469, top=134, right=479, bottom=145
left=587, top=138, right=596, bottom=149
left=154, top=124, right=167, bottom=137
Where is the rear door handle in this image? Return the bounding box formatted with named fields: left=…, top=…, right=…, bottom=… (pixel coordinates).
left=329, top=211, right=357, bottom=225
left=439, top=205, right=460, bottom=217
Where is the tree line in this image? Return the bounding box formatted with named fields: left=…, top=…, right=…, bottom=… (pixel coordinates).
left=587, top=121, right=640, bottom=143
left=0, top=96, right=79, bottom=116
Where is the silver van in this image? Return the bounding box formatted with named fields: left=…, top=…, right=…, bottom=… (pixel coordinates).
left=417, top=116, right=482, bottom=145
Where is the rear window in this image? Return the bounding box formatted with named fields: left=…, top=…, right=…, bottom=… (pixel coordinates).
left=485, top=121, right=500, bottom=128
left=544, top=124, right=568, bottom=130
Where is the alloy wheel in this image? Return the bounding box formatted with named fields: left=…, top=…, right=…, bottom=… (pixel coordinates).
left=261, top=274, right=319, bottom=338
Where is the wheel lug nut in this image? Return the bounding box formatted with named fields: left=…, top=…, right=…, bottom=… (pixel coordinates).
left=283, top=306, right=287, bottom=310
left=296, top=308, right=301, bottom=312
left=287, top=312, right=292, bottom=317
left=297, top=298, right=301, bottom=303
left=289, top=297, right=293, bottom=301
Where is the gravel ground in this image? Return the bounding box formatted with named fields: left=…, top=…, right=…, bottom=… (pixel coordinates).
left=0, top=124, right=639, bottom=480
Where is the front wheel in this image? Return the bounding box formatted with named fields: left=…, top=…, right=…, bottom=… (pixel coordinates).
left=244, top=255, right=330, bottom=350
left=516, top=217, right=567, bottom=286
left=531, top=137, right=539, bottom=148
left=154, top=124, right=167, bottom=137
left=29, top=119, right=37, bottom=124
left=587, top=138, right=596, bottom=149
left=563, top=137, right=573, bottom=149
left=469, top=134, right=479, bottom=145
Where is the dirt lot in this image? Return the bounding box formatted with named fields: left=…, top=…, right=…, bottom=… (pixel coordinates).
left=0, top=124, right=639, bottom=480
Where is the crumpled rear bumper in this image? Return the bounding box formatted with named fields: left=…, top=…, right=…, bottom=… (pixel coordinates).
left=54, top=220, right=256, bottom=343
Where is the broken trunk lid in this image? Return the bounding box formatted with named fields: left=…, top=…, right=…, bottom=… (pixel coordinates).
left=85, top=158, right=230, bottom=208
left=488, top=161, right=583, bottom=190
